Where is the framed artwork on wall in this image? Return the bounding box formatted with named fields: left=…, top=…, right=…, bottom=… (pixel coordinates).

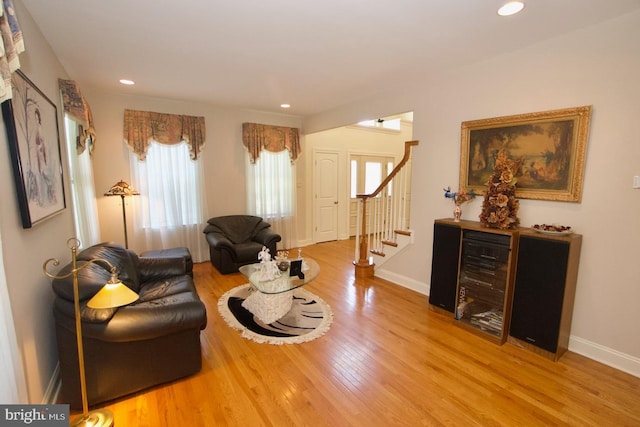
left=459, top=105, right=592, bottom=202
left=2, top=70, right=66, bottom=228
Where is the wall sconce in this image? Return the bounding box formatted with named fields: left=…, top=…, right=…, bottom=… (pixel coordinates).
left=43, top=238, right=138, bottom=427
left=104, top=180, right=139, bottom=249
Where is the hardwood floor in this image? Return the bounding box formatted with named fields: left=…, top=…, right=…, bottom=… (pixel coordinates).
left=88, top=239, right=640, bottom=426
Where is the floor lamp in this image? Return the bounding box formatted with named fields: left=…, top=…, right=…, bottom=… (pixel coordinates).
left=104, top=180, right=139, bottom=249
left=44, top=238, right=139, bottom=427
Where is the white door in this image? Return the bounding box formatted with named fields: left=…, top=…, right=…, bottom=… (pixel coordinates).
left=314, top=152, right=339, bottom=242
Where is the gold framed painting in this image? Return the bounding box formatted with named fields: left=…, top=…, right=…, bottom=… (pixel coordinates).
left=460, top=105, right=592, bottom=202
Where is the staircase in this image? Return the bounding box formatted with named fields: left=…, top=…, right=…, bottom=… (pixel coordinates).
left=354, top=140, right=418, bottom=277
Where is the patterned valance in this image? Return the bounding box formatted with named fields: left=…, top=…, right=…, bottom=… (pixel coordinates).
left=59, top=79, right=96, bottom=154
left=124, top=109, right=206, bottom=161
left=0, top=0, right=24, bottom=102
left=242, top=122, right=300, bottom=164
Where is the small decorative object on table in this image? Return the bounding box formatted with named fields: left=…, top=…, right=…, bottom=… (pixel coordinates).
left=532, top=224, right=573, bottom=235
left=444, top=186, right=477, bottom=222
left=479, top=149, right=523, bottom=229
left=289, top=259, right=305, bottom=279
left=257, top=246, right=280, bottom=281
left=275, top=250, right=290, bottom=271
left=296, top=247, right=310, bottom=270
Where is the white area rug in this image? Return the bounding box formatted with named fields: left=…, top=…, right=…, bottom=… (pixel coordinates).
left=218, top=284, right=333, bottom=345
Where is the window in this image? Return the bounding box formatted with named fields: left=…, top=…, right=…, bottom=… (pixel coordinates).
left=350, top=155, right=395, bottom=197
left=246, top=150, right=296, bottom=248
left=364, top=161, right=383, bottom=194
left=64, top=116, right=100, bottom=245
left=129, top=140, right=208, bottom=261
left=350, top=160, right=358, bottom=198
left=249, top=150, right=294, bottom=217
left=131, top=141, right=204, bottom=229
left=357, top=118, right=401, bottom=131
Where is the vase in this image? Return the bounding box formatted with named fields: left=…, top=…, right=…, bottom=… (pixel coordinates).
left=454, top=205, right=462, bottom=222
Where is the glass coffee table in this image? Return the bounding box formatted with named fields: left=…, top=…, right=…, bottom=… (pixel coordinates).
left=238, top=258, right=320, bottom=323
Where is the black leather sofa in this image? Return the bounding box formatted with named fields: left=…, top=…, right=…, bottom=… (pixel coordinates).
left=203, top=215, right=281, bottom=274
left=51, top=242, right=207, bottom=408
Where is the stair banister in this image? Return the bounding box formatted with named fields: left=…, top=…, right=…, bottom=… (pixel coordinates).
left=354, top=140, right=418, bottom=276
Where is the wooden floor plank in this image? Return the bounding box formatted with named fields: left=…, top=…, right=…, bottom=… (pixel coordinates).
left=76, top=239, right=639, bottom=426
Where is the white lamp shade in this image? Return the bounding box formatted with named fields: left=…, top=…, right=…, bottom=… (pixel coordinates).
left=87, top=281, right=139, bottom=309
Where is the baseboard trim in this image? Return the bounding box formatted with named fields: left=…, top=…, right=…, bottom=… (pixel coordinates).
left=42, top=362, right=61, bottom=404
left=296, top=239, right=314, bottom=248
left=376, top=270, right=640, bottom=379
left=374, top=268, right=428, bottom=296
left=569, top=336, right=640, bottom=378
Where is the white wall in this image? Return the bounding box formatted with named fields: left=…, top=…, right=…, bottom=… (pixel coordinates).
left=304, top=11, right=640, bottom=375
left=0, top=1, right=75, bottom=403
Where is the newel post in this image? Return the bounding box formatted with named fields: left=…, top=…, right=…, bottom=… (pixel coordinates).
left=354, top=196, right=374, bottom=278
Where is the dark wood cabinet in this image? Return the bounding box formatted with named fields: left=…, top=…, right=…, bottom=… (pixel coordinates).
left=455, top=228, right=517, bottom=344
left=508, top=231, right=582, bottom=360
left=428, top=221, right=461, bottom=314
left=428, top=219, right=582, bottom=359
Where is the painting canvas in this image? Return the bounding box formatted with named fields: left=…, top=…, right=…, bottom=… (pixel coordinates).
left=460, top=106, right=592, bottom=202
left=2, top=70, right=65, bottom=228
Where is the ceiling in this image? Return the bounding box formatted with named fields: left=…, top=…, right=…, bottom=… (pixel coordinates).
left=22, top=1, right=640, bottom=117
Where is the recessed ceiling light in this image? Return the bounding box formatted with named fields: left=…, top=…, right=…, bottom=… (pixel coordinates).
left=280, top=104, right=291, bottom=109
left=119, top=79, right=135, bottom=85
left=498, top=1, right=525, bottom=16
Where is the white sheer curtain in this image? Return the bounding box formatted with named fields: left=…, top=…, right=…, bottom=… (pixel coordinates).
left=0, top=233, right=28, bottom=403
left=64, top=116, right=101, bottom=246
left=130, top=140, right=208, bottom=262
left=246, top=150, right=296, bottom=249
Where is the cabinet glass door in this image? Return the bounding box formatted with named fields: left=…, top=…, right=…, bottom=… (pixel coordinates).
left=456, top=231, right=511, bottom=338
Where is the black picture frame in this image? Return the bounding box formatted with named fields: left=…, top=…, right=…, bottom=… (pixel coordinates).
left=2, top=70, right=65, bottom=228
left=289, top=259, right=305, bottom=279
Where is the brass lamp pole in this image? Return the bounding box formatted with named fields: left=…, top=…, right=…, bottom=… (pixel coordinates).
left=43, top=238, right=139, bottom=427
left=104, top=180, right=139, bottom=249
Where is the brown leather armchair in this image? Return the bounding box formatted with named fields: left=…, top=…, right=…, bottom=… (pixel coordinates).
left=203, top=215, right=281, bottom=274
left=51, top=242, right=207, bottom=408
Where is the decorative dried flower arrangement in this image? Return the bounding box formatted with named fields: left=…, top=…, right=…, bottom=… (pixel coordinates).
left=479, top=149, right=523, bottom=229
